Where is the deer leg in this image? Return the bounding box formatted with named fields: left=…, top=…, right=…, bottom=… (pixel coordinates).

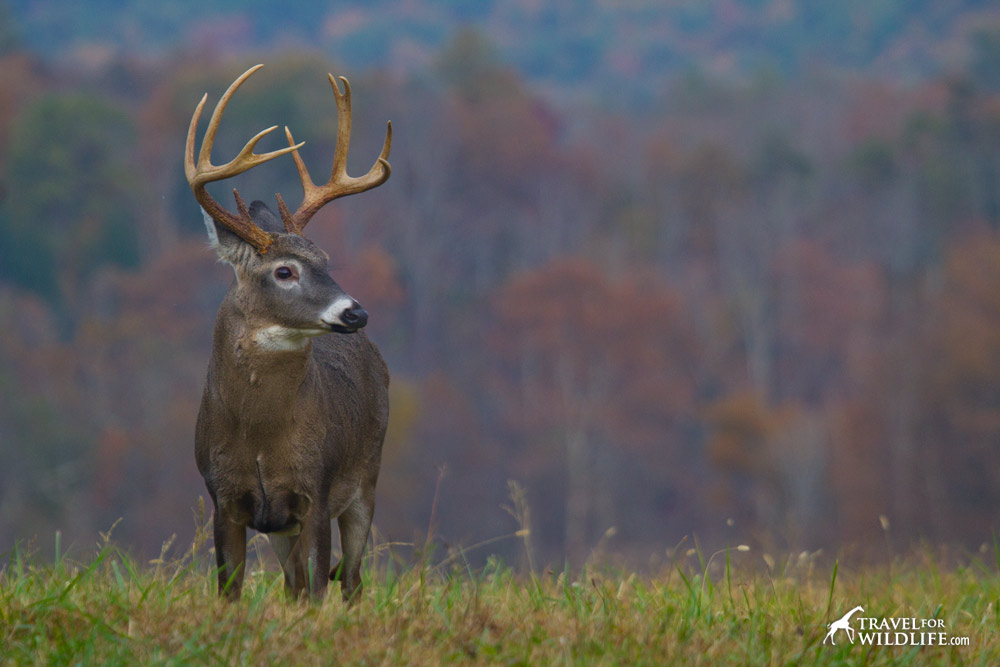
left=269, top=534, right=308, bottom=599
left=213, top=507, right=247, bottom=600
left=336, top=493, right=374, bottom=604
left=303, top=507, right=331, bottom=600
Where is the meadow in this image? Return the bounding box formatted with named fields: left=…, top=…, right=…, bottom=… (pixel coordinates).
left=2, top=509, right=998, bottom=667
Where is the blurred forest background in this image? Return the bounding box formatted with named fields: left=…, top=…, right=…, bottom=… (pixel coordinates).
left=1, top=0, right=1000, bottom=567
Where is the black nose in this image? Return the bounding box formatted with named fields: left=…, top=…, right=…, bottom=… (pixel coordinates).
left=341, top=304, right=368, bottom=330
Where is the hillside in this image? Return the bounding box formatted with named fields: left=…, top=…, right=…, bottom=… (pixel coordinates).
left=8, top=0, right=1000, bottom=104
left=2, top=1, right=1000, bottom=565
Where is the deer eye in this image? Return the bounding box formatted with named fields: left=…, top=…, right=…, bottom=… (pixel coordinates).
left=274, top=266, right=298, bottom=281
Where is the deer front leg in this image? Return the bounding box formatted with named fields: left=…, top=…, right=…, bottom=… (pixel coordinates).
left=336, top=493, right=375, bottom=604
left=303, top=506, right=332, bottom=600
left=213, top=506, right=247, bottom=600
left=269, top=533, right=308, bottom=600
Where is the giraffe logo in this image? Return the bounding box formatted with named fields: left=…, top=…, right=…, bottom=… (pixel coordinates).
left=824, top=606, right=865, bottom=645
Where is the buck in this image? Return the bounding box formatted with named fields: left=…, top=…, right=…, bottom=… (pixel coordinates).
left=185, top=64, right=391, bottom=602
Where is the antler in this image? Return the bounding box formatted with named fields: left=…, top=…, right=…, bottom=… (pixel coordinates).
left=185, top=64, right=304, bottom=253
left=275, top=75, right=392, bottom=234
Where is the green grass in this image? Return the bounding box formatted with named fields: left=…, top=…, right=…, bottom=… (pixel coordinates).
left=2, top=524, right=999, bottom=665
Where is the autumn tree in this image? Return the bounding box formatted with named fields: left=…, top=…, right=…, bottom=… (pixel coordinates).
left=491, top=258, right=698, bottom=561
left=0, top=94, right=141, bottom=312
left=912, top=230, right=1000, bottom=540
left=0, top=288, right=90, bottom=541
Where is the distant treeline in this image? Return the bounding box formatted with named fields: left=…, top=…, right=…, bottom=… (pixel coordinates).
left=1, top=13, right=1000, bottom=565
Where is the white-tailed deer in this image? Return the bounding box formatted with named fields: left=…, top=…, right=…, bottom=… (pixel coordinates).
left=185, top=64, right=391, bottom=602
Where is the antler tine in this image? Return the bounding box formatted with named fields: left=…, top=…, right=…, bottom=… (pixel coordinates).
left=184, top=93, right=210, bottom=185
left=330, top=74, right=394, bottom=186
left=185, top=64, right=304, bottom=252
left=278, top=74, right=392, bottom=234
left=330, top=75, right=352, bottom=182
left=277, top=125, right=315, bottom=233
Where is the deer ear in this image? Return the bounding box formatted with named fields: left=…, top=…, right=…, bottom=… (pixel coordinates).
left=248, top=200, right=285, bottom=234
left=202, top=208, right=247, bottom=266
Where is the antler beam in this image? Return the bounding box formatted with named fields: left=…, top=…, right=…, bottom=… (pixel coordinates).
left=185, top=64, right=303, bottom=253
left=276, top=75, right=392, bottom=234
left=185, top=65, right=391, bottom=250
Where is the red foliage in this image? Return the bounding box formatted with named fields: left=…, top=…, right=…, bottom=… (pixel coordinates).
left=491, top=258, right=698, bottom=451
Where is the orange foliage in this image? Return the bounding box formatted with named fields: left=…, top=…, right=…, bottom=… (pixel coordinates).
left=915, top=231, right=1000, bottom=536
left=704, top=391, right=780, bottom=474
left=771, top=239, right=883, bottom=356
left=334, top=243, right=405, bottom=342
left=492, top=257, right=698, bottom=456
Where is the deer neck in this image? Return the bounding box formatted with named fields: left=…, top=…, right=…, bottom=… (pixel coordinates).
left=212, top=300, right=318, bottom=424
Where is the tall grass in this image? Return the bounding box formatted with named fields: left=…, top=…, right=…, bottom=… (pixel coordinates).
left=2, top=510, right=998, bottom=664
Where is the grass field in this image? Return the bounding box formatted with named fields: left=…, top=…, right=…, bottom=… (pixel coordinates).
left=2, top=518, right=999, bottom=665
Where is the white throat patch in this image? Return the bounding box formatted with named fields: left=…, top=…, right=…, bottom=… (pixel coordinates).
left=253, top=325, right=327, bottom=352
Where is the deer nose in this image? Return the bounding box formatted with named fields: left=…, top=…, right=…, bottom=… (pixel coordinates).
left=321, top=297, right=368, bottom=332
left=340, top=304, right=368, bottom=330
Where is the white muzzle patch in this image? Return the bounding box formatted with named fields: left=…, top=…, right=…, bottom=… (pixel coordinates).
left=320, top=297, right=357, bottom=328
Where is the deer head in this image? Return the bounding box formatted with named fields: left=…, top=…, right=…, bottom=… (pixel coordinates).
left=184, top=64, right=392, bottom=344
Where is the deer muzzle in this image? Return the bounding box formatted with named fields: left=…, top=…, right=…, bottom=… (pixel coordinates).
left=322, top=297, right=368, bottom=333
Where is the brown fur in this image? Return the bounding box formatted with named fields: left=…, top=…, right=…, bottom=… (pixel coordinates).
left=196, top=212, right=388, bottom=602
